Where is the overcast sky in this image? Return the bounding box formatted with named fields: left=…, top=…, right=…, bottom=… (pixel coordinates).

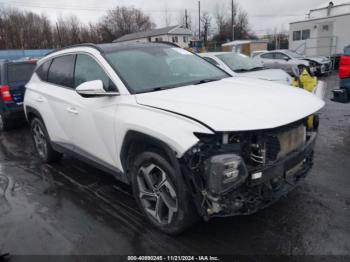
left=0, top=0, right=338, bottom=35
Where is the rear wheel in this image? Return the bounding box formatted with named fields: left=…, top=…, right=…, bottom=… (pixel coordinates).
left=30, top=117, right=61, bottom=163
left=131, top=151, right=198, bottom=234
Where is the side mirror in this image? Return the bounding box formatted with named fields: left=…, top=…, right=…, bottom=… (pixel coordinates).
left=76, top=80, right=119, bottom=97
left=284, top=57, right=290, bottom=61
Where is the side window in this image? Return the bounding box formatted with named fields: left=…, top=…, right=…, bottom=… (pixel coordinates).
left=302, top=29, right=310, bottom=40
left=261, top=53, right=274, bottom=59
left=203, top=57, right=220, bottom=66
left=47, top=55, right=75, bottom=88
left=36, top=60, right=52, bottom=81
left=74, top=54, right=115, bottom=91
left=275, top=53, right=289, bottom=60
left=293, top=30, right=301, bottom=41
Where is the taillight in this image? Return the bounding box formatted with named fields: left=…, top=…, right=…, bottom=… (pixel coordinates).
left=339, top=55, right=350, bottom=79
left=0, top=85, right=12, bottom=102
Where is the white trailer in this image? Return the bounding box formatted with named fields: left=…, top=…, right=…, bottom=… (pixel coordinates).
left=289, top=2, right=350, bottom=57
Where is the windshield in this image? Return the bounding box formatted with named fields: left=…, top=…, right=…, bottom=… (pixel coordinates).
left=216, top=53, right=263, bottom=72
left=105, top=46, right=228, bottom=93
left=282, top=50, right=305, bottom=59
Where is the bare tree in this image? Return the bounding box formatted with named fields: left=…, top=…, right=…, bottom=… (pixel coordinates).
left=98, top=6, right=155, bottom=42
left=177, top=9, right=192, bottom=29
left=164, top=7, right=172, bottom=27
left=201, top=12, right=212, bottom=44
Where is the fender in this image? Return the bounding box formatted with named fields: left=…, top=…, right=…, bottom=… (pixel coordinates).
left=120, top=130, right=181, bottom=176
left=25, top=106, right=43, bottom=123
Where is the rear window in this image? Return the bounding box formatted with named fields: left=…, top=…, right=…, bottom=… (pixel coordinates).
left=8, top=63, right=36, bottom=83
left=47, top=55, right=76, bottom=88
left=36, top=60, right=52, bottom=81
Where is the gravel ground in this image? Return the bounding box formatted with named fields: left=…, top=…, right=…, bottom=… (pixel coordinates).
left=0, top=73, right=349, bottom=258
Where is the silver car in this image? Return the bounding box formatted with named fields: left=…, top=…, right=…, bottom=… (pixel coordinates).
left=199, top=52, right=292, bottom=85
left=253, top=50, right=326, bottom=75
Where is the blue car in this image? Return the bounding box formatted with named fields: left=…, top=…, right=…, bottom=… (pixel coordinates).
left=0, top=60, right=36, bottom=130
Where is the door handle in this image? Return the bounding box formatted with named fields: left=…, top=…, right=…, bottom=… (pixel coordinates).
left=67, top=107, right=78, bottom=115
left=36, top=96, right=44, bottom=103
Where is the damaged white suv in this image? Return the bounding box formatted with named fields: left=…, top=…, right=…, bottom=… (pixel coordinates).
left=24, top=43, right=324, bottom=234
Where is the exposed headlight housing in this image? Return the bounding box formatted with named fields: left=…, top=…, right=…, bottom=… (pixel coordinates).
left=204, top=154, right=248, bottom=195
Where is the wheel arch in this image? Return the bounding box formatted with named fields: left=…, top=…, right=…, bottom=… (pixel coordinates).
left=25, top=106, right=43, bottom=123
left=120, top=130, right=182, bottom=182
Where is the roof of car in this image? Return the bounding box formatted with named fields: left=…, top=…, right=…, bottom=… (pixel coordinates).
left=46, top=42, right=179, bottom=57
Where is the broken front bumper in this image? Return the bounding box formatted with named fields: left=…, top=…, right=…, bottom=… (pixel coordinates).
left=203, top=132, right=317, bottom=218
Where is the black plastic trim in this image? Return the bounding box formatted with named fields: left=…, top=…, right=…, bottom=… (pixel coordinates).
left=52, top=142, right=128, bottom=184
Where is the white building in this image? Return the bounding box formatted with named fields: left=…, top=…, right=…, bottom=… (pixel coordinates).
left=113, top=25, right=193, bottom=49
left=289, top=2, right=350, bottom=56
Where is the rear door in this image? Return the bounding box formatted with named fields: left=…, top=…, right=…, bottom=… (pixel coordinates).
left=259, top=53, right=275, bottom=68
left=7, top=61, right=36, bottom=106
left=32, top=55, right=77, bottom=150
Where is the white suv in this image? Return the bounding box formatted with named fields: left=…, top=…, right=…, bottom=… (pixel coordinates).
left=24, top=43, right=324, bottom=234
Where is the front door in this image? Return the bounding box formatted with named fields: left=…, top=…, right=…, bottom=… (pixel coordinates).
left=69, top=54, right=120, bottom=168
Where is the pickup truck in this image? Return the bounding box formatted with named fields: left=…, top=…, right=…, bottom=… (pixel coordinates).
left=333, top=46, right=350, bottom=103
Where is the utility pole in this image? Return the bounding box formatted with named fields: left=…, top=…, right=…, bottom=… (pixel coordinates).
left=198, top=1, right=201, bottom=39
left=231, top=0, right=235, bottom=41
left=185, top=9, right=189, bottom=29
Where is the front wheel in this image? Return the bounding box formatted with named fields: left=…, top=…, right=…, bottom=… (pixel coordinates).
left=30, top=117, right=61, bottom=163
left=131, top=151, right=198, bottom=235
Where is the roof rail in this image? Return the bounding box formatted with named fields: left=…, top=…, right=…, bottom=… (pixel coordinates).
left=45, top=43, right=103, bottom=56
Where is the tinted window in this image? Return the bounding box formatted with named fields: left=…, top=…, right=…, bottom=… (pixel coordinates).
left=275, top=53, right=289, bottom=60
left=261, top=53, right=274, bottom=59
left=36, top=60, right=51, bottom=81
left=74, top=54, right=114, bottom=91
left=8, top=63, right=36, bottom=83
left=47, top=55, right=75, bottom=88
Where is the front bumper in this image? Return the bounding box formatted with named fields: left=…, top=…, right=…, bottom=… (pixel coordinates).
left=316, top=62, right=332, bottom=74
left=206, top=132, right=317, bottom=218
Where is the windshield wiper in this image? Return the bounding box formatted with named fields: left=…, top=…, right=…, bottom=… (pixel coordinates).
left=235, top=67, right=264, bottom=73
left=193, top=78, right=221, bottom=85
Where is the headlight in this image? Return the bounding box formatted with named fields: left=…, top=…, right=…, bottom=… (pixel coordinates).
left=204, top=154, right=248, bottom=195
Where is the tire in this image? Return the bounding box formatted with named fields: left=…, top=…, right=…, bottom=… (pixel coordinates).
left=131, top=150, right=198, bottom=235
left=0, top=113, right=14, bottom=131
left=30, top=117, right=61, bottom=163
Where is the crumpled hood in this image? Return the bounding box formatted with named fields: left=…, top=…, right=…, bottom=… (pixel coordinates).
left=304, top=56, right=331, bottom=64
left=239, top=69, right=292, bottom=85
left=135, top=77, right=325, bottom=132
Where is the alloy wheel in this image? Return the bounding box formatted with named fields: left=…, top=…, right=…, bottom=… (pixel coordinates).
left=136, top=163, right=178, bottom=225
left=32, top=122, right=47, bottom=159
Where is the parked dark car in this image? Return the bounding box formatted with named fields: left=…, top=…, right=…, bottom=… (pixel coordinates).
left=0, top=60, right=36, bottom=130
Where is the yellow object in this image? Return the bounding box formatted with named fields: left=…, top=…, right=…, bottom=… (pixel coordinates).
left=291, top=69, right=319, bottom=130
left=299, top=69, right=318, bottom=93
left=307, top=115, right=314, bottom=130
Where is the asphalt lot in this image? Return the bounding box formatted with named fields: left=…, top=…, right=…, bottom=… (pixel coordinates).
left=0, top=73, right=349, bottom=257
